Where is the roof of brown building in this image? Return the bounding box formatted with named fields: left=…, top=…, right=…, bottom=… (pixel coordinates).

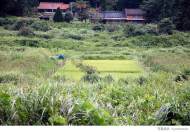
left=90, top=11, right=126, bottom=19
left=37, top=2, right=85, bottom=10
left=125, top=9, right=146, bottom=15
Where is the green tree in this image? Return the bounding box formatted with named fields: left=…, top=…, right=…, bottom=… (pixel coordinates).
left=76, top=0, right=90, bottom=23
left=53, top=7, right=64, bottom=22
left=5, top=0, right=39, bottom=16
left=78, top=11, right=89, bottom=23
left=64, top=13, right=73, bottom=23
left=101, top=0, right=107, bottom=11
left=0, top=0, right=15, bottom=16
left=140, top=0, right=190, bottom=30
left=158, top=18, right=175, bottom=35
left=69, top=2, right=78, bottom=17
left=76, top=0, right=88, bottom=11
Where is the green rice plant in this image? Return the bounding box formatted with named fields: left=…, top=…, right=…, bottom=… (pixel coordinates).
left=54, top=60, right=143, bottom=80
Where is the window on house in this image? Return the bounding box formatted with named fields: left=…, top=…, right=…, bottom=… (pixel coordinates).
left=132, top=15, right=143, bottom=18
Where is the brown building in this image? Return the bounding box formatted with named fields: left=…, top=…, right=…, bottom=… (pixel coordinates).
left=37, top=2, right=69, bottom=12
left=37, top=2, right=86, bottom=13
left=89, top=9, right=146, bottom=25
left=125, top=9, right=146, bottom=25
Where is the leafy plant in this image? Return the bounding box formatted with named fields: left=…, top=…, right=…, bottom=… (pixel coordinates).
left=18, top=26, right=35, bottom=37
left=71, top=58, right=98, bottom=74
left=63, top=13, right=73, bottom=23
left=158, top=18, right=175, bottom=35
left=30, top=20, right=51, bottom=32
left=92, top=23, right=105, bottom=31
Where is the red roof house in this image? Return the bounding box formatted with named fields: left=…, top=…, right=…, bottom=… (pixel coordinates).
left=37, top=2, right=86, bottom=12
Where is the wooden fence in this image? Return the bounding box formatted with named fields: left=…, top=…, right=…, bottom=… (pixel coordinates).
left=44, top=59, right=66, bottom=79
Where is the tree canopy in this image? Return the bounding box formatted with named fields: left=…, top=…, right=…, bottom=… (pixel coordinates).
left=0, top=0, right=39, bottom=16
left=141, top=0, right=190, bottom=30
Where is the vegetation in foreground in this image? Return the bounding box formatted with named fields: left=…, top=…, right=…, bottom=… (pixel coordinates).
left=0, top=18, right=190, bottom=126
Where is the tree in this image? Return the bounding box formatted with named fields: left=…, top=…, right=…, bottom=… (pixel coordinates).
left=6, top=0, right=39, bottom=16
left=140, top=0, right=190, bottom=30
left=76, top=0, right=90, bottom=23
left=69, top=2, right=78, bottom=17
left=78, top=11, right=89, bottom=23
left=101, top=0, right=107, bottom=11
left=0, top=0, right=15, bottom=16
left=76, top=0, right=88, bottom=11
left=64, top=13, right=73, bottom=23
left=158, top=18, right=175, bottom=35
left=53, top=7, right=64, bottom=22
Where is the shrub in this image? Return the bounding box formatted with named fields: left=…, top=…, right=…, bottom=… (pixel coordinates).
left=111, top=35, right=122, bottom=41
left=30, top=20, right=51, bottom=32
left=0, top=18, right=7, bottom=25
left=122, top=52, right=131, bottom=55
left=35, top=32, right=53, bottom=39
left=82, top=73, right=102, bottom=83
left=134, top=27, right=147, bottom=36
left=92, top=23, right=105, bottom=31
left=71, top=59, right=98, bottom=74
left=123, top=23, right=147, bottom=37
left=80, top=29, right=87, bottom=34
left=120, top=41, right=134, bottom=48
left=64, top=13, right=73, bottom=23
left=123, top=22, right=136, bottom=37
left=100, top=50, right=113, bottom=54
left=94, top=33, right=100, bottom=37
left=107, top=24, right=119, bottom=32
left=53, top=7, right=64, bottom=22
left=158, top=18, right=175, bottom=35
left=10, top=20, right=27, bottom=31
left=107, top=26, right=115, bottom=32
left=146, top=24, right=159, bottom=35
left=104, top=74, right=115, bottom=82
left=67, top=34, right=83, bottom=40
left=3, top=24, right=11, bottom=30
left=117, top=78, right=128, bottom=85
left=18, top=26, right=35, bottom=37
left=0, top=18, right=17, bottom=26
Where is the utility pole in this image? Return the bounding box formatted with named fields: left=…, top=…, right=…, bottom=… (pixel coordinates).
left=52, top=2, right=53, bottom=21
left=71, top=2, right=73, bottom=13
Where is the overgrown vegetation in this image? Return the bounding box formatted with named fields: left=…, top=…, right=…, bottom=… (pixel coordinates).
left=0, top=17, right=190, bottom=126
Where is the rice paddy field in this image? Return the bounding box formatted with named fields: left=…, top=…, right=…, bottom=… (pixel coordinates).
left=54, top=59, right=144, bottom=80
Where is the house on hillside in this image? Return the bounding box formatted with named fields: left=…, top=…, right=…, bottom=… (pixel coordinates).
left=89, top=11, right=127, bottom=25
left=37, top=2, right=86, bottom=13
left=125, top=9, right=146, bottom=25
left=37, top=2, right=69, bottom=12
left=89, top=9, right=146, bottom=25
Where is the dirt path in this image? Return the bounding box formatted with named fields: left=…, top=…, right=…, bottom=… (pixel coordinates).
left=134, top=55, right=150, bottom=73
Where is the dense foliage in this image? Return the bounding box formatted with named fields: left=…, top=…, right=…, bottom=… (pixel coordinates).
left=0, top=0, right=39, bottom=16
left=141, top=0, right=190, bottom=30
left=53, top=7, right=64, bottom=22
left=64, top=13, right=73, bottom=23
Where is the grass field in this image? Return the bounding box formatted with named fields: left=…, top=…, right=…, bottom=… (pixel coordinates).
left=54, top=59, right=144, bottom=80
